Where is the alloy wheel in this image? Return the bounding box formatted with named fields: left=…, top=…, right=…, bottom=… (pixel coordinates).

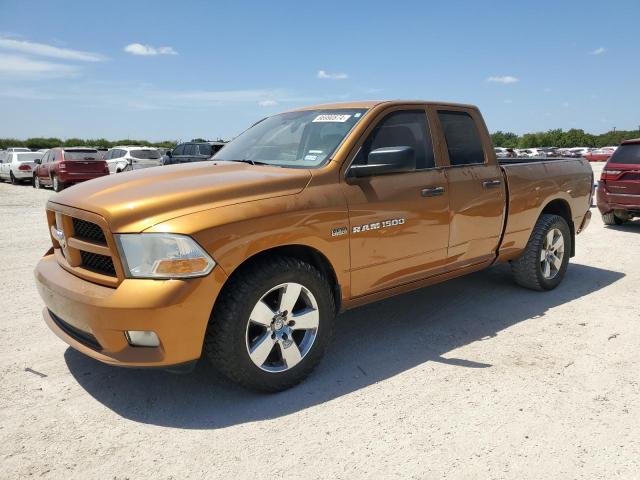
left=540, top=228, right=564, bottom=279
left=245, top=282, right=320, bottom=373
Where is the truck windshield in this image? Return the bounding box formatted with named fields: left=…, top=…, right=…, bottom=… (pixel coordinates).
left=213, top=109, right=368, bottom=168
left=609, top=144, right=640, bottom=164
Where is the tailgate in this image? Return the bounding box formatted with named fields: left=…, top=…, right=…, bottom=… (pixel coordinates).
left=65, top=160, right=106, bottom=173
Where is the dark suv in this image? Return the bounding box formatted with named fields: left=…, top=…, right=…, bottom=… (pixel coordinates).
left=163, top=141, right=226, bottom=165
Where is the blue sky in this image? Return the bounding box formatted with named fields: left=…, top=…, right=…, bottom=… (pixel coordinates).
left=0, top=0, right=638, bottom=141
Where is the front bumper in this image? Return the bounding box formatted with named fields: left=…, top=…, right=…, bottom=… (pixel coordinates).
left=35, top=254, right=227, bottom=367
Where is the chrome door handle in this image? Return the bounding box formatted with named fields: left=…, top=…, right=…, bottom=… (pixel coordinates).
left=421, top=186, right=445, bottom=197
left=483, top=179, right=502, bottom=188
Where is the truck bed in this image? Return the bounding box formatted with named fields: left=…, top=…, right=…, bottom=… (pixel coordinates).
left=496, top=156, right=593, bottom=261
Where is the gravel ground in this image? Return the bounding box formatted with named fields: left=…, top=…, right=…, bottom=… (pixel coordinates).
left=1, top=162, right=639, bottom=480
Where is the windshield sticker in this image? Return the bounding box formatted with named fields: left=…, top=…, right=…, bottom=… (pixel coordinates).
left=308, top=149, right=323, bottom=154
left=312, top=114, right=351, bottom=123
left=304, top=154, right=318, bottom=162
left=354, top=113, right=362, bottom=118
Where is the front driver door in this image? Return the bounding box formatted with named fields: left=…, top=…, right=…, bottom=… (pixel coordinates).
left=341, top=107, right=450, bottom=297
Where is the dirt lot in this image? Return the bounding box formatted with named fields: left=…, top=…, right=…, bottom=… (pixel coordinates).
left=1, top=163, right=639, bottom=479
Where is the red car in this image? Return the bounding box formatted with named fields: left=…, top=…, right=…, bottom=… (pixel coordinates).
left=33, top=147, right=109, bottom=192
left=597, top=139, right=640, bottom=225
left=584, top=148, right=615, bottom=162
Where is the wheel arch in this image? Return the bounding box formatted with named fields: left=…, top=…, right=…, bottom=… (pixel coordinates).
left=540, top=198, right=575, bottom=257
left=217, top=244, right=342, bottom=313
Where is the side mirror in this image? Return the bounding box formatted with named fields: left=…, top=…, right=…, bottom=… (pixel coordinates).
left=34, top=158, right=41, bottom=164
left=348, top=146, right=416, bottom=179
left=166, top=150, right=172, bottom=157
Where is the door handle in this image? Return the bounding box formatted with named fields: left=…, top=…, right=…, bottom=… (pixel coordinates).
left=421, top=186, right=445, bottom=197
left=482, top=179, right=502, bottom=189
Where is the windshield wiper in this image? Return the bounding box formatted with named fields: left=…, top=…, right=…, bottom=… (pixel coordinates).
left=229, top=159, right=278, bottom=166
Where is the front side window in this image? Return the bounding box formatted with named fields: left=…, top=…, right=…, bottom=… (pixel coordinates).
left=214, top=109, right=368, bottom=168
left=172, top=144, right=185, bottom=156
left=437, top=111, right=485, bottom=166
left=184, top=144, right=196, bottom=156
left=352, top=110, right=434, bottom=169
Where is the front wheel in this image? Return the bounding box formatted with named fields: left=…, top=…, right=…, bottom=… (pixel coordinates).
left=205, top=256, right=336, bottom=392
left=511, top=214, right=571, bottom=291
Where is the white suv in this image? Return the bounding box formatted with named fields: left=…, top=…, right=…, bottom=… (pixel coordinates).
left=104, top=146, right=162, bottom=173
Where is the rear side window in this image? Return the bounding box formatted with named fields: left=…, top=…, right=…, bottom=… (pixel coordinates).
left=438, top=111, right=485, bottom=166
left=609, top=144, right=640, bottom=164
left=353, top=110, right=435, bottom=169
left=198, top=144, right=213, bottom=156
left=184, top=144, right=196, bottom=155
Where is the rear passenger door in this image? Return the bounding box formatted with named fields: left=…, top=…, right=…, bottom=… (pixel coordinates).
left=342, top=107, right=450, bottom=297
left=433, top=107, right=506, bottom=268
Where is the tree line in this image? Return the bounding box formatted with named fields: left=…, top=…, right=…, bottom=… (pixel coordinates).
left=0, top=137, right=226, bottom=150
left=2, top=129, right=638, bottom=151
left=491, top=128, right=640, bottom=149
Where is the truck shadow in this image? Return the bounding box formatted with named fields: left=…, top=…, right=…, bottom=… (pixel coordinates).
left=65, top=262, right=623, bottom=429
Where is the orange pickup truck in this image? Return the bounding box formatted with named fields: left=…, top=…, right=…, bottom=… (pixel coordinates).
left=35, top=101, right=593, bottom=391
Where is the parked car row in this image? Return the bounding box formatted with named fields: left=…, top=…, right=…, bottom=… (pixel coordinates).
left=0, top=140, right=227, bottom=191
left=494, top=146, right=618, bottom=162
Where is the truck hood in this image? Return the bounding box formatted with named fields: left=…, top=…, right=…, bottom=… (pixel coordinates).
left=49, top=161, right=312, bottom=232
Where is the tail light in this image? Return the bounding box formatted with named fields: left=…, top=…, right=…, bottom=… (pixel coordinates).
left=601, top=169, right=621, bottom=181
left=18, top=164, right=31, bottom=171
left=58, top=161, right=67, bottom=171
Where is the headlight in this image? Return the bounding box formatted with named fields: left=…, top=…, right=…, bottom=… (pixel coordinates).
left=115, top=233, right=215, bottom=279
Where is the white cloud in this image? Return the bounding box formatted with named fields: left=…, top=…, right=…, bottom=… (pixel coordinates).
left=561, top=101, right=569, bottom=108
left=258, top=99, right=278, bottom=107
left=124, top=43, right=178, bottom=56
left=317, top=69, right=348, bottom=80
left=589, top=47, right=606, bottom=55
left=0, top=36, right=105, bottom=61
left=0, top=53, right=79, bottom=79
left=543, top=87, right=552, bottom=93
left=486, top=75, right=519, bottom=84
left=503, top=99, right=513, bottom=104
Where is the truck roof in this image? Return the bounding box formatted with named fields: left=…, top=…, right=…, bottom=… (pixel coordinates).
left=289, top=100, right=479, bottom=111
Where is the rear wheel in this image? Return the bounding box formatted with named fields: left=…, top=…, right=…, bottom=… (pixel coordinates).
left=52, top=174, right=64, bottom=192
left=205, top=256, right=336, bottom=392
left=511, top=214, right=571, bottom=291
left=602, top=212, right=625, bottom=226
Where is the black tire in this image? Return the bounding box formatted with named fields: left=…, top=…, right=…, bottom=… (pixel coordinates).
left=52, top=174, right=63, bottom=192
left=10, top=171, right=17, bottom=185
left=602, top=212, right=624, bottom=226
left=205, top=256, right=336, bottom=392
left=510, top=214, right=572, bottom=291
